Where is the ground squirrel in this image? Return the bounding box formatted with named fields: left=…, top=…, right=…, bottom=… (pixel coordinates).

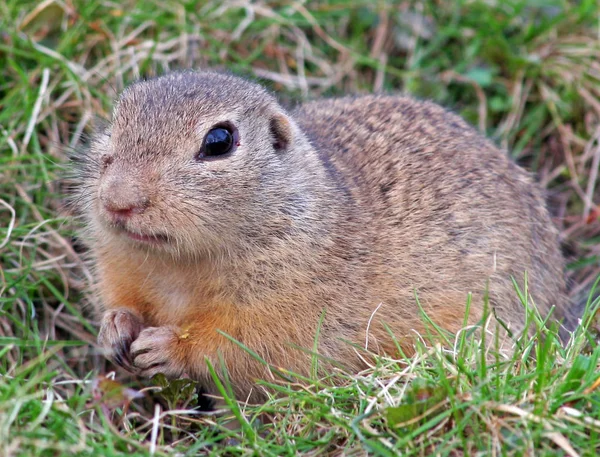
left=72, top=71, right=575, bottom=400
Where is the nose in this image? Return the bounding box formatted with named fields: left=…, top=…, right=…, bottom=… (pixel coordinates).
left=100, top=177, right=149, bottom=220
left=103, top=200, right=147, bottom=218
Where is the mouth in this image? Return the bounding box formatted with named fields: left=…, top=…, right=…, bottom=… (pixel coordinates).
left=125, top=231, right=169, bottom=244
left=113, top=225, right=169, bottom=245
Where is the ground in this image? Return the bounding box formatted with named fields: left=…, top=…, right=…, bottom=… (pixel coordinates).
left=1, top=0, right=600, bottom=456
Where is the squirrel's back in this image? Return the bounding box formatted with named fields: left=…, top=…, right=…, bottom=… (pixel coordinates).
left=295, top=95, right=571, bottom=333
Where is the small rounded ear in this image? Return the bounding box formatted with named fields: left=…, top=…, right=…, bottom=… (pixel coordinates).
left=269, top=113, right=293, bottom=152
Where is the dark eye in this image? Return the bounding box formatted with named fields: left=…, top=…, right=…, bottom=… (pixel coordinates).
left=198, top=124, right=238, bottom=159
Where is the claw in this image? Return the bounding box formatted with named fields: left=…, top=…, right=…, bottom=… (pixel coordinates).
left=98, top=309, right=144, bottom=372
left=130, top=326, right=184, bottom=379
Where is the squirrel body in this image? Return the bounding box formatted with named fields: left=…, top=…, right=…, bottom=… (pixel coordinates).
left=74, top=71, right=573, bottom=400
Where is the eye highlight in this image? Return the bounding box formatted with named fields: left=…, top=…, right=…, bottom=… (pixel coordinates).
left=198, top=123, right=238, bottom=160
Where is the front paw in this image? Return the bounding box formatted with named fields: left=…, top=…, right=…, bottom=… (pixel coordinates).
left=130, top=326, right=186, bottom=379
left=98, top=309, right=144, bottom=371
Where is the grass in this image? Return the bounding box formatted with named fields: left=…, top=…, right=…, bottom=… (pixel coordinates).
left=1, top=0, right=600, bottom=455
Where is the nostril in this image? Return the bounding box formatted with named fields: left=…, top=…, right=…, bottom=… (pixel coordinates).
left=107, top=207, right=133, bottom=218
left=99, top=177, right=149, bottom=220
left=103, top=201, right=147, bottom=219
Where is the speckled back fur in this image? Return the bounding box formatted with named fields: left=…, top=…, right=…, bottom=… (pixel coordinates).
left=295, top=96, right=571, bottom=334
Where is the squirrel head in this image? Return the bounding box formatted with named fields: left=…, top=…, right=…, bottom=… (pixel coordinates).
left=75, top=71, right=322, bottom=260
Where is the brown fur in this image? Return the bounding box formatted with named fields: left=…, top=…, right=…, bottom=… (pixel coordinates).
left=72, top=71, right=575, bottom=401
